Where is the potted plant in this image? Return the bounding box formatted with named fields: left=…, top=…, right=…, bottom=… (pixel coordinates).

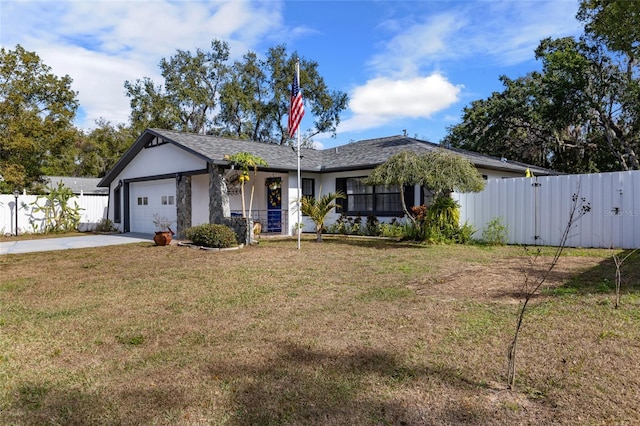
left=153, top=214, right=174, bottom=246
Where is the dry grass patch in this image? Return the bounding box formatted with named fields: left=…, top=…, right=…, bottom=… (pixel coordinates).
left=0, top=238, right=639, bottom=425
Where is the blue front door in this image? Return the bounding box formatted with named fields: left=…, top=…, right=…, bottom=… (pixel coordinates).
left=266, top=178, right=282, bottom=233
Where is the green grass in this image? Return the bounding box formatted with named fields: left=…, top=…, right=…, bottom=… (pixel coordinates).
left=0, top=237, right=639, bottom=424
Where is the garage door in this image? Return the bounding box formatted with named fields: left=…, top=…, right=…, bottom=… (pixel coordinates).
left=129, top=179, right=177, bottom=234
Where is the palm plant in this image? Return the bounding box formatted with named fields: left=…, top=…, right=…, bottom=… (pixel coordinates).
left=300, top=191, right=345, bottom=242
left=224, top=152, right=268, bottom=218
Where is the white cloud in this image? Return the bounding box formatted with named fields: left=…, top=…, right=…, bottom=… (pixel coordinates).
left=339, top=73, right=462, bottom=133
left=368, top=0, right=582, bottom=77
left=338, top=1, right=582, bottom=135
left=1, top=0, right=285, bottom=129
left=368, top=12, right=466, bottom=77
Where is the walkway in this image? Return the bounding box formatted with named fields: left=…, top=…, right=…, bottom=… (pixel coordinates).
left=0, top=233, right=153, bottom=255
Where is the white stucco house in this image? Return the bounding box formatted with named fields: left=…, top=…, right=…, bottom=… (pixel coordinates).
left=97, top=128, right=554, bottom=241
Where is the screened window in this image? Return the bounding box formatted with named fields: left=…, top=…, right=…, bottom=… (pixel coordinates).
left=347, top=178, right=373, bottom=212
left=302, top=178, right=315, bottom=198
left=337, top=177, right=409, bottom=216
left=114, top=186, right=121, bottom=223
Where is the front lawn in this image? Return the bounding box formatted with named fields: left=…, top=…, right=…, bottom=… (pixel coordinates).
left=1, top=238, right=638, bottom=424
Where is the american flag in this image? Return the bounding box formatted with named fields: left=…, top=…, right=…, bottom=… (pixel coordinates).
left=288, top=72, right=304, bottom=138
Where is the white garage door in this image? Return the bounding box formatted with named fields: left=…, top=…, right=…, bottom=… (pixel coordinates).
left=130, top=179, right=176, bottom=234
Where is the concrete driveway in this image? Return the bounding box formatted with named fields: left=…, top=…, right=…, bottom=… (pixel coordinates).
left=0, top=233, right=154, bottom=255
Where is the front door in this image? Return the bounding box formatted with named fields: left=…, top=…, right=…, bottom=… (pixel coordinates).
left=266, top=177, right=282, bottom=233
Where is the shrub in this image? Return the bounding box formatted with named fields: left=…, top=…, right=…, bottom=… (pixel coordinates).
left=482, top=216, right=509, bottom=245
left=328, top=213, right=349, bottom=235
left=379, top=219, right=405, bottom=238
left=410, top=205, right=428, bottom=222
left=184, top=224, right=238, bottom=248
left=404, top=221, right=430, bottom=241
left=456, top=221, right=477, bottom=244
left=95, top=218, right=117, bottom=232
left=425, top=196, right=460, bottom=238
left=30, top=181, right=83, bottom=233
left=365, top=215, right=380, bottom=236
left=327, top=214, right=363, bottom=235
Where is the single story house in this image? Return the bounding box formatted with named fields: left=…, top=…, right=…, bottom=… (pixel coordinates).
left=97, top=128, right=553, bottom=241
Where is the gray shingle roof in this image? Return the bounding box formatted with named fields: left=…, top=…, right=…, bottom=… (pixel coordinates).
left=320, top=135, right=557, bottom=175
left=98, top=129, right=556, bottom=187
left=45, top=176, right=108, bottom=195
left=157, top=129, right=325, bottom=172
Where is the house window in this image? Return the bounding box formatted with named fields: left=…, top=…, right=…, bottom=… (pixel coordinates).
left=336, top=177, right=410, bottom=216
left=302, top=178, right=315, bottom=199
left=114, top=186, right=121, bottom=223
left=300, top=178, right=315, bottom=216
left=137, top=197, right=148, bottom=206
left=161, top=195, right=175, bottom=205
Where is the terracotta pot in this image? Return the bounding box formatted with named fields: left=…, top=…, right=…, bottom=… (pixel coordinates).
left=154, top=231, right=173, bottom=246
left=253, top=222, right=262, bottom=235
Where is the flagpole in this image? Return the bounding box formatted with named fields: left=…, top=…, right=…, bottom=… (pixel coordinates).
left=296, top=59, right=302, bottom=250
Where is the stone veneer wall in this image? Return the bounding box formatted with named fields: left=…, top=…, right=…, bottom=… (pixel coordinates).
left=175, top=175, right=192, bottom=238
left=222, top=217, right=253, bottom=245
left=208, top=163, right=252, bottom=245
left=208, top=163, right=227, bottom=224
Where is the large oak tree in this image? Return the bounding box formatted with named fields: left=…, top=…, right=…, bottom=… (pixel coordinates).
left=0, top=45, right=79, bottom=191
left=125, top=39, right=230, bottom=136
left=443, top=0, right=639, bottom=173
left=125, top=40, right=348, bottom=146
left=73, top=118, right=136, bottom=178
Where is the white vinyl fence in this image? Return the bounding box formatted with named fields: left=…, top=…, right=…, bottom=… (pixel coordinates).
left=0, top=193, right=108, bottom=235
left=455, top=170, right=640, bottom=249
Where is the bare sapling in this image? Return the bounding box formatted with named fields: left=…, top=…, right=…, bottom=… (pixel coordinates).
left=507, top=190, right=591, bottom=390
left=612, top=249, right=639, bottom=309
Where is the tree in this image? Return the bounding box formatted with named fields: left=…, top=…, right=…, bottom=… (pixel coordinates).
left=443, top=26, right=639, bottom=173
left=0, top=45, right=79, bottom=191
left=365, top=150, right=485, bottom=224
left=535, top=37, right=639, bottom=171
left=577, top=0, right=640, bottom=60
left=421, top=150, right=486, bottom=196
left=223, top=152, right=268, bottom=218
left=215, top=45, right=349, bottom=145
left=74, top=119, right=136, bottom=177
left=612, top=248, right=639, bottom=309
left=300, top=191, right=345, bottom=242
left=126, top=40, right=348, bottom=146
left=125, top=39, right=230, bottom=135
left=216, top=52, right=271, bottom=142
left=507, top=190, right=591, bottom=389
left=253, top=46, right=348, bottom=145
left=364, top=151, right=428, bottom=225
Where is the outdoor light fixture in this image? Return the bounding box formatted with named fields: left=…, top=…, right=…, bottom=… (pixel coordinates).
left=13, top=189, right=20, bottom=236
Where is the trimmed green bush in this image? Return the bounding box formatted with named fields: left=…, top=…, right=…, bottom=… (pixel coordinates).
left=184, top=224, right=238, bottom=248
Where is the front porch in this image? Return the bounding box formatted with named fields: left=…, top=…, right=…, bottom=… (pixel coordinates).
left=230, top=209, right=290, bottom=235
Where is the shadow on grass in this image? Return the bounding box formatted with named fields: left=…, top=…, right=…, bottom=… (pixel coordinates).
left=207, top=340, right=493, bottom=425
left=6, top=342, right=498, bottom=425
left=6, top=381, right=191, bottom=425
left=319, top=235, right=425, bottom=250
left=547, top=250, right=640, bottom=296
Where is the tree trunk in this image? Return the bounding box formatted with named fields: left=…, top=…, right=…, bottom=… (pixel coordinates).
left=240, top=183, right=246, bottom=218
left=400, top=185, right=416, bottom=226
left=248, top=183, right=255, bottom=218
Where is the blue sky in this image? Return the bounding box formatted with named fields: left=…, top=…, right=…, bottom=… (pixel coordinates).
left=0, top=0, right=583, bottom=148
